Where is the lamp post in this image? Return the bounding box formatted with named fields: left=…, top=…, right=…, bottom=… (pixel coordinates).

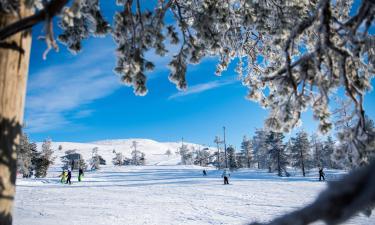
left=223, top=126, right=228, bottom=168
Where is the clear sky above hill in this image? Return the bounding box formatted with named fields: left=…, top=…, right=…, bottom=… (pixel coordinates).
left=24, top=1, right=375, bottom=148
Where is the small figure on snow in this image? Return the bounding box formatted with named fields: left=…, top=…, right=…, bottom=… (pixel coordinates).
left=222, top=169, right=230, bottom=185
left=59, top=170, right=67, bottom=183
left=66, top=170, right=72, bottom=185
left=319, top=167, right=325, bottom=181
left=203, top=169, right=207, bottom=176
left=78, top=168, right=84, bottom=182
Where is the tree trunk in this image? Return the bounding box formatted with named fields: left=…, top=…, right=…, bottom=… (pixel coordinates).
left=0, top=4, right=32, bottom=225
left=300, top=149, right=305, bottom=177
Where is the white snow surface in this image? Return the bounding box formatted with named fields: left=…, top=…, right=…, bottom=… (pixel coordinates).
left=15, top=166, right=375, bottom=225
left=36, top=138, right=215, bottom=166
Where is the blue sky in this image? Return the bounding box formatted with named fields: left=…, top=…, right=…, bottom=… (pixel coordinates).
left=24, top=1, right=375, bottom=148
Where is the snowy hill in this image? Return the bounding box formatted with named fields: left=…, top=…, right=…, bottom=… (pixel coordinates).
left=37, top=138, right=215, bottom=166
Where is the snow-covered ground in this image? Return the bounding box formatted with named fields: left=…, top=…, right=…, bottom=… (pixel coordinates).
left=14, top=166, right=375, bottom=225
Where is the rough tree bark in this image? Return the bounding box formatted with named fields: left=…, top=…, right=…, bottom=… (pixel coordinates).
left=0, top=3, right=32, bottom=225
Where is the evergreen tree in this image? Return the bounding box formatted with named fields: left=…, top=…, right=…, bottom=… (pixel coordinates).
left=240, top=136, right=253, bottom=168
left=177, top=144, right=193, bottom=165
left=34, top=138, right=55, bottom=178
left=139, top=152, right=146, bottom=166
left=333, top=98, right=375, bottom=168
left=227, top=146, right=238, bottom=170
left=266, top=132, right=289, bottom=177
left=16, top=133, right=34, bottom=178
left=90, top=147, right=100, bottom=170
left=112, top=152, right=123, bottom=166
left=130, top=141, right=146, bottom=165
left=322, top=136, right=335, bottom=169
left=290, top=131, right=311, bottom=176
left=310, top=134, right=324, bottom=168
left=194, top=148, right=210, bottom=166
left=252, top=129, right=269, bottom=169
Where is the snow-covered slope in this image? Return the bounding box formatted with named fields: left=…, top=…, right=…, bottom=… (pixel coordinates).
left=37, top=138, right=214, bottom=166
left=15, top=166, right=375, bottom=225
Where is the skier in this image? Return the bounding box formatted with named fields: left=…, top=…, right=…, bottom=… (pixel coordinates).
left=66, top=170, right=72, bottom=185
left=319, top=167, right=325, bottom=181
left=203, top=169, right=207, bottom=176
left=221, top=169, right=230, bottom=185
left=78, top=168, right=84, bottom=182
left=59, top=170, right=67, bottom=183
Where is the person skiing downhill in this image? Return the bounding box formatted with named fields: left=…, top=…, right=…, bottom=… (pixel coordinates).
left=78, top=168, right=84, bottom=182
left=319, top=168, right=325, bottom=181
left=203, top=169, right=207, bottom=176
left=66, top=170, right=72, bottom=184
left=222, top=169, right=230, bottom=185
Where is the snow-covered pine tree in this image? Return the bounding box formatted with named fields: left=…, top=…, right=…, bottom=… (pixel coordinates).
left=322, top=136, right=336, bottom=169
left=194, top=148, right=210, bottom=166
left=240, top=135, right=253, bottom=168
left=252, top=129, right=269, bottom=169
left=290, top=131, right=311, bottom=176
left=34, top=138, right=55, bottom=178
left=16, top=132, right=34, bottom=178
left=90, top=147, right=100, bottom=170
left=130, top=141, right=145, bottom=166
left=310, top=134, right=324, bottom=168
left=213, top=136, right=223, bottom=169
left=98, top=155, right=106, bottom=165
left=227, top=146, right=238, bottom=170
left=266, top=132, right=289, bottom=177
left=333, top=98, right=375, bottom=168
left=112, top=152, right=123, bottom=166
left=139, top=152, right=146, bottom=166
left=177, top=144, right=192, bottom=165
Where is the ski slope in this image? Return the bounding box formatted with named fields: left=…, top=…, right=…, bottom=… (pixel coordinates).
left=14, top=166, right=375, bottom=225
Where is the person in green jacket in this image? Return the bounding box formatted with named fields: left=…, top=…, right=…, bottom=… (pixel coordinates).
left=78, top=168, right=84, bottom=182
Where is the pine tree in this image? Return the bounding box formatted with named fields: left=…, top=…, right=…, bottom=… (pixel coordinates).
left=322, top=136, right=335, bottom=169
left=16, top=133, right=33, bottom=178
left=177, top=144, right=192, bottom=165
left=227, top=146, right=238, bottom=170
left=290, top=131, right=311, bottom=176
left=194, top=148, right=210, bottom=166
left=34, top=138, right=55, bottom=178
left=252, top=129, right=269, bottom=169
left=112, top=152, right=123, bottom=166
left=310, top=134, right=324, bottom=168
left=139, top=152, right=146, bottom=166
left=266, top=132, right=289, bottom=177
left=240, top=136, right=253, bottom=168
left=130, top=141, right=145, bottom=166
left=90, top=147, right=100, bottom=170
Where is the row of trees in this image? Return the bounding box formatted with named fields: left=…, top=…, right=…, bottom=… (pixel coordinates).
left=112, top=141, right=146, bottom=166
left=16, top=133, right=54, bottom=178
left=176, top=125, right=373, bottom=178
